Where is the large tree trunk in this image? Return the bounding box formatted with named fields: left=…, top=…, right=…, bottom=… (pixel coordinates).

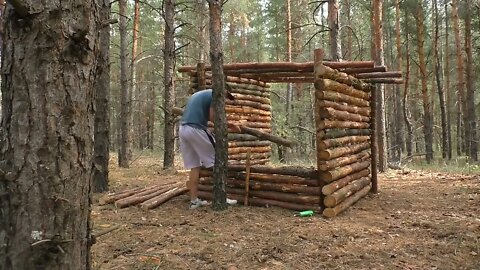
left=131, top=0, right=140, bottom=149
left=118, top=0, right=132, bottom=168
left=434, top=0, right=448, bottom=159
left=372, top=0, right=387, bottom=171
left=328, top=0, right=341, bottom=61
left=452, top=0, right=466, bottom=156
left=163, top=0, right=176, bottom=168
left=93, top=0, right=111, bottom=193
left=415, top=2, right=434, bottom=163
left=208, top=0, right=228, bottom=210
left=0, top=1, right=99, bottom=269
left=464, top=0, right=478, bottom=161
left=444, top=0, right=452, bottom=159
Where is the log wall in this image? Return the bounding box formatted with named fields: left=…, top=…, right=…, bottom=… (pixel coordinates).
left=314, top=53, right=373, bottom=218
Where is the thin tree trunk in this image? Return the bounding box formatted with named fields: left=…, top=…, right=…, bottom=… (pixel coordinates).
left=0, top=1, right=99, bottom=268
left=131, top=0, right=140, bottom=149
left=328, top=0, right=342, bottom=60
left=464, top=0, right=478, bottom=160
left=163, top=0, right=176, bottom=168
left=415, top=2, right=434, bottom=163
left=93, top=0, right=111, bottom=193
left=372, top=0, right=387, bottom=171
left=345, top=0, right=352, bottom=60
left=118, top=0, right=132, bottom=168
left=393, top=0, right=404, bottom=161
left=403, top=10, right=413, bottom=157
left=208, top=0, right=228, bottom=210
left=281, top=0, right=293, bottom=163
left=434, top=0, right=448, bottom=159
left=444, top=0, right=452, bottom=159
left=452, top=0, right=466, bottom=156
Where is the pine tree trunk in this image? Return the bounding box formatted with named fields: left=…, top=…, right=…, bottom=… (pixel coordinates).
left=93, top=0, right=111, bottom=193
left=328, top=0, right=342, bottom=60
left=434, top=0, right=448, bottom=159
left=131, top=0, right=140, bottom=149
left=163, top=0, right=176, bottom=168
left=403, top=10, right=413, bottom=157
left=208, top=0, right=228, bottom=210
left=393, top=0, right=404, bottom=161
left=0, top=2, right=99, bottom=268
left=118, top=0, right=132, bottom=168
left=444, top=1, right=453, bottom=159
left=464, top=0, right=478, bottom=161
left=415, top=2, right=434, bottom=163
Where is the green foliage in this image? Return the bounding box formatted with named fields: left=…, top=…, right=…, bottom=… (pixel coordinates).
left=407, top=157, right=480, bottom=175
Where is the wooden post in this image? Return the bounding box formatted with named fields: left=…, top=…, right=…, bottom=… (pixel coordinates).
left=314, top=48, right=325, bottom=208
left=196, top=62, right=206, bottom=92
left=244, top=150, right=251, bottom=206
left=370, top=84, right=378, bottom=193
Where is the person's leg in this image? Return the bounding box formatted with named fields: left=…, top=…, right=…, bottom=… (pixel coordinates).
left=187, top=166, right=200, bottom=200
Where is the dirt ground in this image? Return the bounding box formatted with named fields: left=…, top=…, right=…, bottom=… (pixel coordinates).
left=91, top=156, right=479, bottom=270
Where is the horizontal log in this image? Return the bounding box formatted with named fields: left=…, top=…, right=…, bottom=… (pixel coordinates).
left=231, top=93, right=271, bottom=104
left=317, top=100, right=371, bottom=117
left=200, top=178, right=321, bottom=195
left=318, top=136, right=371, bottom=150
left=318, top=142, right=371, bottom=160
left=318, top=128, right=371, bottom=139
left=315, top=79, right=370, bottom=100
left=198, top=185, right=320, bottom=204
left=319, top=107, right=370, bottom=123
left=319, top=160, right=371, bottom=182
left=229, top=152, right=271, bottom=160
left=322, top=170, right=371, bottom=195
left=226, top=99, right=271, bottom=111
left=210, top=122, right=271, bottom=130
left=318, top=151, right=371, bottom=171
left=355, top=71, right=402, bottom=79
left=99, top=186, right=145, bottom=205
left=226, top=106, right=271, bottom=116
left=324, top=177, right=371, bottom=207
left=323, top=185, right=371, bottom=218
left=107, top=184, right=173, bottom=205
left=228, top=146, right=271, bottom=155
left=315, top=63, right=372, bottom=91
left=200, top=169, right=319, bottom=186
left=317, top=120, right=370, bottom=130
left=228, top=140, right=271, bottom=147
left=362, top=78, right=404, bottom=84
left=340, top=66, right=387, bottom=74
left=140, top=186, right=189, bottom=209
left=228, top=133, right=259, bottom=141
left=228, top=114, right=271, bottom=123
left=190, top=81, right=270, bottom=96
left=226, top=164, right=318, bottom=179
left=229, top=159, right=269, bottom=166
left=240, top=126, right=296, bottom=148
left=197, top=191, right=319, bottom=211
left=114, top=183, right=180, bottom=208
left=316, top=90, right=370, bottom=107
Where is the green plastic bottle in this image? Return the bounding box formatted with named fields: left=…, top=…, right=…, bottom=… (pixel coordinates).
left=298, top=210, right=314, bottom=217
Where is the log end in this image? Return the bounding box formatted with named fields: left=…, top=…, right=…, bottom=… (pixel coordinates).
left=323, top=196, right=337, bottom=208
left=322, top=208, right=337, bottom=218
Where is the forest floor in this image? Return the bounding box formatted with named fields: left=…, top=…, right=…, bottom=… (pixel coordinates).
left=91, top=155, right=479, bottom=270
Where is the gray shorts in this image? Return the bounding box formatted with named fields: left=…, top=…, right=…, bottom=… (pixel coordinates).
left=179, top=125, right=215, bottom=169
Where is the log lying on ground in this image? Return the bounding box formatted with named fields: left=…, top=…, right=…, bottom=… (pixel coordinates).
left=318, top=136, right=370, bottom=150
left=317, top=90, right=370, bottom=107
left=322, top=170, right=370, bottom=195
left=100, top=186, right=145, bottom=205
left=115, top=183, right=180, bottom=208
left=319, top=107, right=370, bottom=123
left=197, top=191, right=320, bottom=212
left=226, top=165, right=318, bottom=179
left=318, top=142, right=370, bottom=160
left=323, top=177, right=371, bottom=207
left=200, top=170, right=319, bottom=186
left=315, top=79, right=370, bottom=100
left=200, top=178, right=321, bottom=195
left=228, top=140, right=271, bottom=147
left=314, top=63, right=371, bottom=91
left=323, top=185, right=371, bottom=218
left=140, top=186, right=188, bottom=209
left=319, top=160, right=371, bottom=183
left=317, top=100, right=371, bottom=117
left=318, top=129, right=371, bottom=140
left=317, top=120, right=370, bottom=130
left=318, top=151, right=371, bottom=171
left=198, top=185, right=320, bottom=205
left=240, top=126, right=296, bottom=148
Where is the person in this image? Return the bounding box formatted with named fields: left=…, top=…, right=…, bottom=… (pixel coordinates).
left=179, top=88, right=241, bottom=209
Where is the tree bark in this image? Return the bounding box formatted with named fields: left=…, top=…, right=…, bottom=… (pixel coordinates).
left=464, top=0, right=477, bottom=161
left=118, top=0, right=131, bottom=168
left=163, top=0, right=176, bottom=168
left=393, top=0, right=404, bottom=161
left=93, top=0, right=111, bottom=193
left=403, top=9, right=413, bottom=157
left=208, top=0, right=228, bottom=210
left=328, top=0, right=341, bottom=60
left=0, top=1, right=99, bottom=268
left=444, top=1, right=452, bottom=159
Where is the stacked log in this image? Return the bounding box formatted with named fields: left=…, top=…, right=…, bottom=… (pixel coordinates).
left=314, top=58, right=373, bottom=218
left=198, top=166, right=321, bottom=211
left=189, top=70, right=272, bottom=166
